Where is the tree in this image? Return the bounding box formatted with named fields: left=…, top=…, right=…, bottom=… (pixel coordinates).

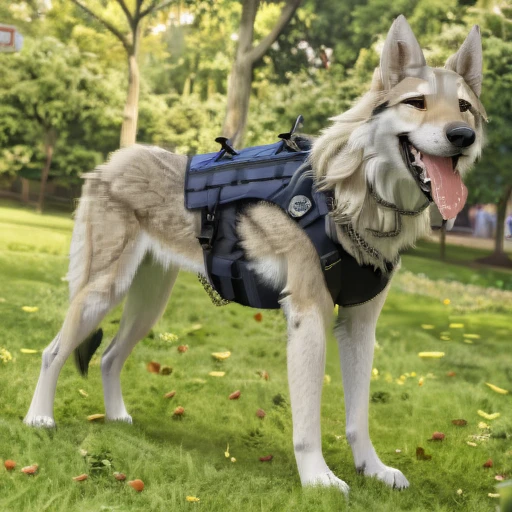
left=0, top=37, right=123, bottom=211
left=222, top=0, right=302, bottom=147
left=70, top=0, right=174, bottom=147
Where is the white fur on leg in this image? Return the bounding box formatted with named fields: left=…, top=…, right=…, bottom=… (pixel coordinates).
left=283, top=299, right=350, bottom=495
left=101, top=257, right=178, bottom=422
left=336, top=287, right=409, bottom=489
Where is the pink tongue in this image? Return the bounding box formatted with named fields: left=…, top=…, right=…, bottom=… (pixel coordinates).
left=421, top=154, right=467, bottom=220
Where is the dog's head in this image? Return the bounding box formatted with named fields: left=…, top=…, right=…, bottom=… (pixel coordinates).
left=369, top=15, right=486, bottom=222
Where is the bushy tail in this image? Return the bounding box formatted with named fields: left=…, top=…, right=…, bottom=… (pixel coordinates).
left=74, top=328, right=103, bottom=376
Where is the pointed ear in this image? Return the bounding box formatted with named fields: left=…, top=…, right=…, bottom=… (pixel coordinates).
left=445, top=26, right=483, bottom=97
left=380, top=15, right=426, bottom=91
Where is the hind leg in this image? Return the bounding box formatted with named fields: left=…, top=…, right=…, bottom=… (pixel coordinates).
left=24, top=286, right=125, bottom=428
left=101, top=257, right=179, bottom=422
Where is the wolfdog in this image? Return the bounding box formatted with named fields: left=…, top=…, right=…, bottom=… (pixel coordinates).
left=25, top=16, right=485, bottom=493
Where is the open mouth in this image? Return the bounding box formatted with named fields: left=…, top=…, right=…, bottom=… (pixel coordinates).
left=399, top=136, right=467, bottom=220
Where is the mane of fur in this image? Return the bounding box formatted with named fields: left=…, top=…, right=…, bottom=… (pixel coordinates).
left=309, top=77, right=432, bottom=269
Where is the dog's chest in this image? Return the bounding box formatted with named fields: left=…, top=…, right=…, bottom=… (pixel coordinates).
left=185, top=141, right=394, bottom=309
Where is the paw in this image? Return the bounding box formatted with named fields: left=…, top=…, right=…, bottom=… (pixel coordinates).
left=24, top=415, right=56, bottom=428
left=367, top=466, right=409, bottom=489
left=106, top=414, right=133, bottom=424
left=304, top=470, right=350, bottom=496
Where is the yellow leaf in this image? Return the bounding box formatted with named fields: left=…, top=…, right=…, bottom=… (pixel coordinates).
left=230, top=457, right=236, bottom=463
left=87, top=414, right=105, bottom=422
left=477, top=410, right=500, bottom=420
left=79, top=389, right=88, bottom=397
left=421, top=324, right=435, bottom=329
left=485, top=382, right=509, bottom=395
left=443, top=299, right=451, bottom=305
left=463, top=334, right=480, bottom=339
left=440, top=336, right=451, bottom=341
left=410, top=372, right=417, bottom=377
left=418, top=352, right=445, bottom=358
left=186, top=496, right=200, bottom=502
left=463, top=339, right=473, bottom=344
left=488, top=493, right=500, bottom=499
left=208, top=371, right=225, bottom=377
left=449, top=323, right=464, bottom=328
left=20, top=348, right=38, bottom=354
left=211, top=351, right=231, bottom=361
left=0, top=298, right=6, bottom=303
left=324, top=374, right=331, bottom=385
left=418, top=377, right=424, bottom=386
left=224, top=444, right=229, bottom=458
left=21, top=306, right=38, bottom=313
left=467, top=441, right=477, bottom=447
left=478, top=422, right=490, bottom=429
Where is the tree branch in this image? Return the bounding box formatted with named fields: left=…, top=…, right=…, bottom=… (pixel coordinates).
left=248, top=0, right=302, bottom=63
left=71, top=0, right=131, bottom=52
left=115, top=0, right=134, bottom=27
left=140, top=0, right=175, bottom=19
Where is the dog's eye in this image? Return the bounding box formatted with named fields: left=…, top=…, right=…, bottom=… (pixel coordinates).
left=459, top=99, right=472, bottom=112
left=402, top=96, right=426, bottom=110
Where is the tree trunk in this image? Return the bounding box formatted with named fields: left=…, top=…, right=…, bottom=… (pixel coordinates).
left=223, top=60, right=253, bottom=148
left=120, top=52, right=140, bottom=147
left=37, top=130, right=55, bottom=213
left=477, top=184, right=512, bottom=267
left=21, top=178, right=30, bottom=203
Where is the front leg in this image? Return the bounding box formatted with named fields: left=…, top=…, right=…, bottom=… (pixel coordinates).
left=335, top=287, right=409, bottom=489
left=283, top=296, right=349, bottom=496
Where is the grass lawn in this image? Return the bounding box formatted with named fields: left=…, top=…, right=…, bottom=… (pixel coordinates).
left=0, top=200, right=511, bottom=512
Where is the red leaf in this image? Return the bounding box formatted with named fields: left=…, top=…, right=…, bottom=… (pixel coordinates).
left=416, top=447, right=432, bottom=460
left=259, top=455, right=273, bottom=462
left=4, top=460, right=16, bottom=471
left=128, top=479, right=144, bottom=492
left=72, top=474, right=88, bottom=482
left=147, top=361, right=161, bottom=374
left=431, top=432, right=445, bottom=441
left=114, top=472, right=126, bottom=481
left=483, top=459, right=493, bottom=468
left=177, top=345, right=188, bottom=353
left=254, top=312, right=263, bottom=322
left=451, top=419, right=467, bottom=426
left=446, top=371, right=456, bottom=377
left=173, top=406, right=185, bottom=416
left=229, top=390, right=241, bottom=400
left=256, top=409, right=266, bottom=418
left=164, top=390, right=176, bottom=399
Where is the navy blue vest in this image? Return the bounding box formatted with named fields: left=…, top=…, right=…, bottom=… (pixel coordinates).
left=185, top=139, right=393, bottom=309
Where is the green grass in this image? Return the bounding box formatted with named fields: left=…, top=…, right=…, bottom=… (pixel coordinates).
left=1, top=201, right=511, bottom=512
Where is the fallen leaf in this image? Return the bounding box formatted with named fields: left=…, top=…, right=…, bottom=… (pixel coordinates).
left=257, top=370, right=270, bottom=381
left=113, top=472, right=126, bottom=481
left=177, top=345, right=189, bottom=353
left=456, top=489, right=463, bottom=495
left=174, top=406, right=185, bottom=416
left=159, top=332, right=179, bottom=343
left=254, top=312, right=263, bottom=322
left=416, top=447, right=432, bottom=460
left=418, top=377, right=425, bottom=387
left=463, top=334, right=480, bottom=339
left=186, top=496, right=200, bottom=502
left=452, top=419, right=467, bottom=426
left=4, top=460, right=16, bottom=470
left=21, top=306, right=38, bottom=313
left=483, top=459, right=493, bottom=468
left=324, top=374, right=331, bottom=385
left=164, top=390, right=176, bottom=399
left=446, top=371, right=456, bottom=377
left=431, top=432, right=445, bottom=441
left=418, top=351, right=445, bottom=358
left=208, top=371, right=225, bottom=377
left=463, top=339, right=473, bottom=344
left=224, top=444, right=230, bottom=458
left=87, top=413, right=105, bottom=422
left=128, top=479, right=144, bottom=492
left=443, top=299, right=451, bottom=305
left=488, top=493, right=500, bottom=498
left=72, top=474, right=88, bottom=482
left=395, top=449, right=402, bottom=453
left=495, top=475, right=506, bottom=481
left=259, top=455, right=273, bottom=462
left=20, top=348, right=38, bottom=354
left=477, top=410, right=500, bottom=421
left=421, top=324, right=435, bottom=329
left=230, top=457, right=236, bottom=463
left=256, top=409, right=266, bottom=418
left=147, top=361, right=161, bottom=374
left=229, top=390, right=241, bottom=400
left=449, top=323, right=464, bottom=328
left=485, top=382, right=509, bottom=395
left=212, top=351, right=231, bottom=361
left=78, top=389, right=88, bottom=397
left=160, top=366, right=173, bottom=375
left=467, top=442, right=477, bottom=447
left=440, top=336, right=451, bottom=341
left=478, top=422, right=490, bottom=430
left=21, top=464, right=38, bottom=475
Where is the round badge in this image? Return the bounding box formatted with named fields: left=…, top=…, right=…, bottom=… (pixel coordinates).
left=288, top=195, right=312, bottom=218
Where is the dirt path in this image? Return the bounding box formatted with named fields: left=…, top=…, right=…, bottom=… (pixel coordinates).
left=428, top=231, right=512, bottom=254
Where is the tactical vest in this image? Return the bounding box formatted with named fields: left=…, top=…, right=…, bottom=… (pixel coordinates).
left=185, top=136, right=394, bottom=309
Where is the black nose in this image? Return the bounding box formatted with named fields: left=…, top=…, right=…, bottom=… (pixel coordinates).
left=446, top=123, right=476, bottom=148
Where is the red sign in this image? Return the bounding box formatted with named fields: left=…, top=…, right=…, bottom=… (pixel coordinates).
left=0, top=24, right=23, bottom=52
